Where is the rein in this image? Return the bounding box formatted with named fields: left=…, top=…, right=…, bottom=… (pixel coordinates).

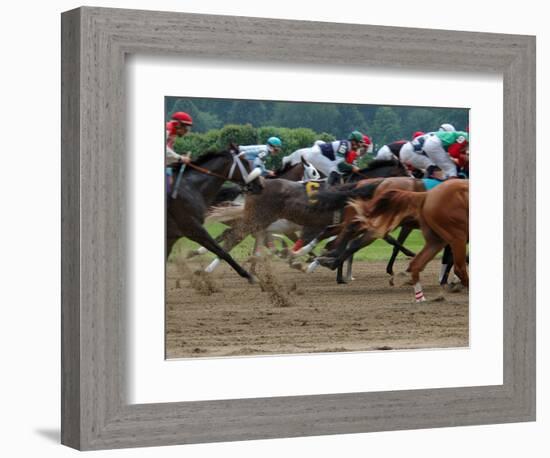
left=185, top=162, right=235, bottom=181
left=184, top=152, right=249, bottom=184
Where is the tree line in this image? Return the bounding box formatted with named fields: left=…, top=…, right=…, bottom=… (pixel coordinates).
left=166, top=97, right=469, bottom=149
left=170, top=124, right=336, bottom=170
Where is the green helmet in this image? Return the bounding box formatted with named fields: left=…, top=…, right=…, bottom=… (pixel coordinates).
left=267, top=136, right=282, bottom=148
left=348, top=130, right=363, bottom=142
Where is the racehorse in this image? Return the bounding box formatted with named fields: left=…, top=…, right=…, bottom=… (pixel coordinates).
left=282, top=140, right=371, bottom=178
left=186, top=156, right=322, bottom=266
left=350, top=179, right=469, bottom=301
left=167, top=149, right=261, bottom=282
left=271, top=156, right=322, bottom=181
left=210, top=154, right=321, bottom=207
left=207, top=160, right=410, bottom=280
left=310, top=177, right=459, bottom=285
left=308, top=177, right=426, bottom=276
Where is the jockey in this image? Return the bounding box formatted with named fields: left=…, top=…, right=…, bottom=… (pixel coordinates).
left=166, top=111, right=193, bottom=166
left=423, top=130, right=469, bottom=178
left=239, top=136, right=283, bottom=179
left=321, top=130, right=365, bottom=185
left=165, top=111, right=193, bottom=196
left=376, top=132, right=424, bottom=165
left=396, top=131, right=437, bottom=176
left=375, top=139, right=407, bottom=161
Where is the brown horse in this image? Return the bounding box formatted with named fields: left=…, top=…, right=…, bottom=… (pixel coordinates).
left=206, top=160, right=410, bottom=278
left=355, top=179, right=469, bottom=301
left=307, top=176, right=424, bottom=279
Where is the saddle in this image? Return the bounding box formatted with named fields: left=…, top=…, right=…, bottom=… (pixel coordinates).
left=422, top=177, right=444, bottom=191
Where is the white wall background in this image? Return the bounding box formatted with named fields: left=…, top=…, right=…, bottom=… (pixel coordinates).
left=0, top=1, right=546, bottom=457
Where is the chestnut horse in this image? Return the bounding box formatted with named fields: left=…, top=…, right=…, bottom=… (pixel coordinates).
left=356, top=179, right=469, bottom=301
left=307, top=176, right=424, bottom=278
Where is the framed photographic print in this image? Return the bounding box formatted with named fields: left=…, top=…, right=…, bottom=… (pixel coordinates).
left=61, top=6, right=535, bottom=450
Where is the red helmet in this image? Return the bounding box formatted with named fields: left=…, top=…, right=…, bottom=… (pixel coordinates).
left=171, top=111, right=193, bottom=126
left=412, top=131, right=425, bottom=139
left=362, top=134, right=371, bottom=145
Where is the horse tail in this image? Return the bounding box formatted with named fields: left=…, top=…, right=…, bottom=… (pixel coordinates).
left=311, top=181, right=382, bottom=211
left=206, top=203, right=244, bottom=224
left=353, top=189, right=427, bottom=235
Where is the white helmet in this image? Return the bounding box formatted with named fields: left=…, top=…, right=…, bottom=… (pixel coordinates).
left=439, top=123, right=456, bottom=132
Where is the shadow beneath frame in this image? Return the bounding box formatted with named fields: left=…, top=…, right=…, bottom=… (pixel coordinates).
left=35, top=428, right=60, bottom=443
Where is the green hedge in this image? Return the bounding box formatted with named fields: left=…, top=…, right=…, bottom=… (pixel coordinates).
left=174, top=124, right=336, bottom=169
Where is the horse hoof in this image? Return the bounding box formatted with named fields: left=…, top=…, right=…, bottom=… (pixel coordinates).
left=446, top=282, right=464, bottom=293
left=306, top=260, right=320, bottom=274
left=388, top=276, right=395, bottom=286
left=393, top=271, right=411, bottom=287
left=316, top=257, right=338, bottom=271
left=247, top=274, right=258, bottom=285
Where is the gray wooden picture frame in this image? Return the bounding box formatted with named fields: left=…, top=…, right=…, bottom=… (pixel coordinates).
left=61, top=6, right=536, bottom=451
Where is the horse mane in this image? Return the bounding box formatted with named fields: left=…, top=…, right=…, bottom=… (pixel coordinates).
left=274, top=161, right=294, bottom=176
left=357, top=188, right=427, bottom=235
left=192, top=150, right=233, bottom=166
left=311, top=181, right=382, bottom=212
left=359, top=159, right=403, bottom=173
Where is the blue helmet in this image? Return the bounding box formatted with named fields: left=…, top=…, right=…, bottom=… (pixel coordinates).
left=267, top=136, right=282, bottom=148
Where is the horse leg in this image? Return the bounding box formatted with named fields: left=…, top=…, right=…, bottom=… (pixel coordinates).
left=449, top=240, right=469, bottom=288
left=321, top=222, right=362, bottom=264
left=166, top=213, right=184, bottom=260
left=200, top=232, right=232, bottom=270
left=383, top=234, right=416, bottom=258
left=405, top=229, right=446, bottom=302
left=385, top=225, right=414, bottom=276
left=253, top=231, right=264, bottom=257
left=202, top=224, right=242, bottom=273
left=332, top=234, right=374, bottom=282
left=185, top=221, right=253, bottom=282
left=439, top=245, right=454, bottom=285
left=293, top=225, right=339, bottom=257
left=336, top=263, right=344, bottom=284
left=336, top=252, right=356, bottom=284
left=264, top=231, right=276, bottom=253
left=345, top=255, right=354, bottom=282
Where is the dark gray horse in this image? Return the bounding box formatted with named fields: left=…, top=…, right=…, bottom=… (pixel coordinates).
left=207, top=160, right=410, bottom=276
left=167, top=149, right=260, bottom=282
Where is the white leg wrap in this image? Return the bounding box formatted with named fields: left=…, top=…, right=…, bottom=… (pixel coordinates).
left=414, top=282, right=426, bottom=302
left=205, top=258, right=221, bottom=273
left=294, top=238, right=318, bottom=256
left=345, top=259, right=353, bottom=281
left=306, top=260, right=320, bottom=274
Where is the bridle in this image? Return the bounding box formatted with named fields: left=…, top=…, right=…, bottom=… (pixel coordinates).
left=227, top=151, right=252, bottom=181
left=184, top=151, right=252, bottom=184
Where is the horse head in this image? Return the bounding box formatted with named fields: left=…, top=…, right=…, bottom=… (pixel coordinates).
left=301, top=155, right=321, bottom=181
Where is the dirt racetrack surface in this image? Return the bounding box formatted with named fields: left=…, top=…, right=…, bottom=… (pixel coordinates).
left=166, top=258, right=469, bottom=359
